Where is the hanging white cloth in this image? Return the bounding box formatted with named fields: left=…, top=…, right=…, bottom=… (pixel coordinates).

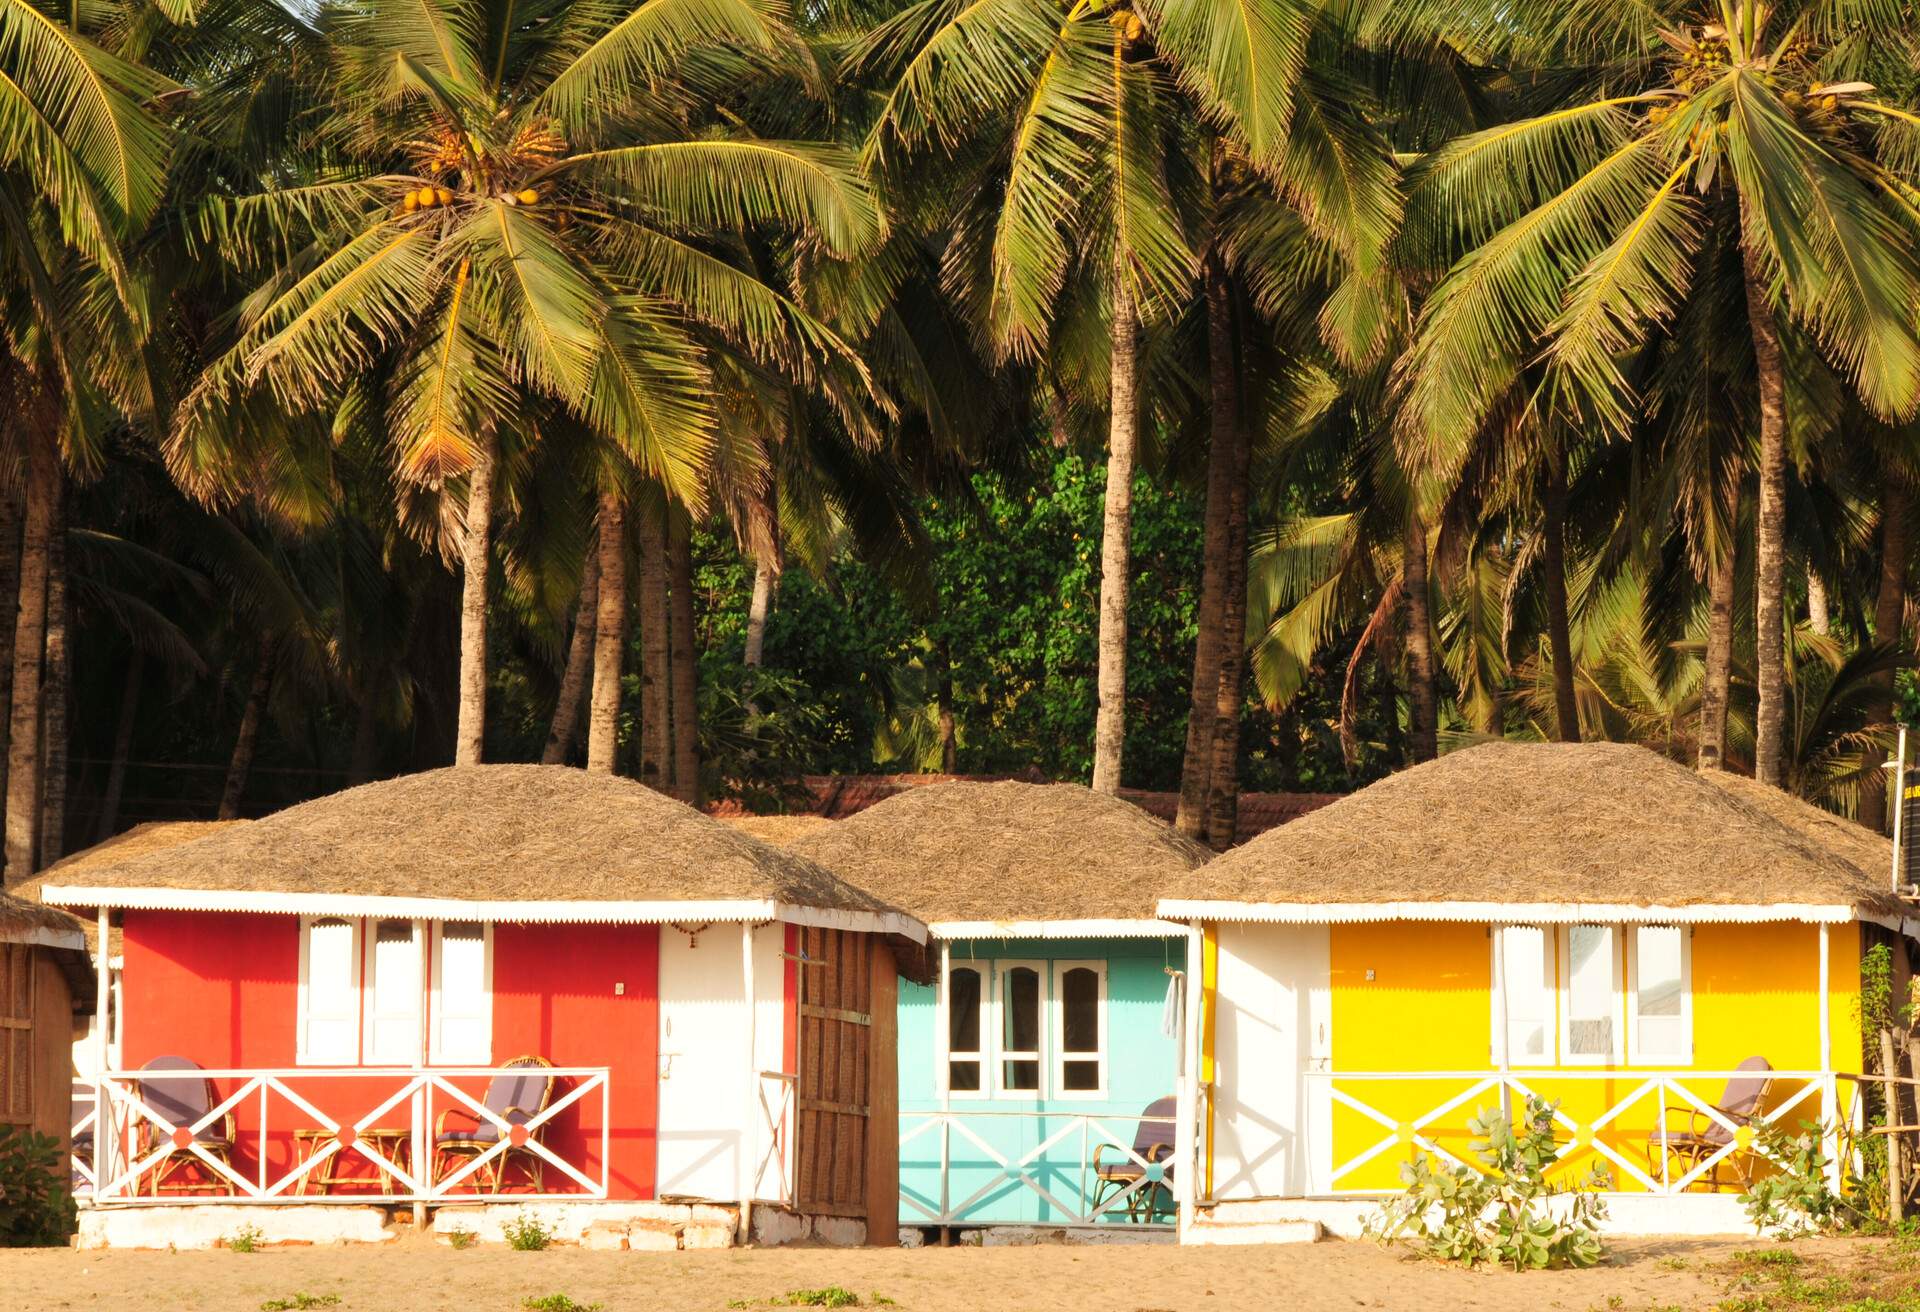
left=1161, top=968, right=1185, bottom=1038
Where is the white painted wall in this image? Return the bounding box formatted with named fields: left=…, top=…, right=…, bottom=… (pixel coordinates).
left=655, top=924, right=787, bottom=1202
left=1210, top=923, right=1330, bottom=1199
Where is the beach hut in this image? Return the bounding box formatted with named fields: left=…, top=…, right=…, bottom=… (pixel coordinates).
left=34, top=766, right=926, bottom=1250
left=783, top=782, right=1211, bottom=1237
left=0, top=888, right=92, bottom=1154
left=1156, top=741, right=1912, bottom=1242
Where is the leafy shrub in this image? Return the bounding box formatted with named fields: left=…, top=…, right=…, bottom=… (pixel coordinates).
left=774, top=1291, right=863, bottom=1308
left=443, top=1226, right=477, bottom=1250
left=503, top=1214, right=552, bottom=1251
left=521, top=1296, right=601, bottom=1312
left=1740, top=1120, right=1871, bottom=1237
left=0, top=1126, right=75, bottom=1247
left=260, top=1294, right=340, bottom=1311
left=1367, top=1095, right=1609, bottom=1270
left=226, top=1223, right=265, bottom=1254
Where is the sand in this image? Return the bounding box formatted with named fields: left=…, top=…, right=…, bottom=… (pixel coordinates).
left=2, top=1233, right=1873, bottom=1312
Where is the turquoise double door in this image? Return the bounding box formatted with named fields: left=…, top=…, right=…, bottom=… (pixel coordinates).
left=898, top=936, right=1185, bottom=1225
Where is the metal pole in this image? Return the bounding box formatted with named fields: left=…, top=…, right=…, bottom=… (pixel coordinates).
left=739, top=921, right=757, bottom=1245
left=1892, top=725, right=1909, bottom=894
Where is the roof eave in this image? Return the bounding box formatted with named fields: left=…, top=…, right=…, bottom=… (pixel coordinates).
left=43, top=884, right=927, bottom=940
left=929, top=917, right=1188, bottom=940
left=0, top=922, right=87, bottom=952
left=1154, top=898, right=1867, bottom=925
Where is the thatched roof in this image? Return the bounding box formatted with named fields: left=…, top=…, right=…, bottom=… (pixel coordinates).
left=788, top=781, right=1212, bottom=925
left=36, top=766, right=922, bottom=937
left=0, top=886, right=84, bottom=942
left=12, top=821, right=242, bottom=956
left=720, top=815, right=833, bottom=845
left=1163, top=742, right=1906, bottom=920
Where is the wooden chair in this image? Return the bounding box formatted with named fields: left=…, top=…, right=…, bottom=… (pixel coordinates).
left=134, top=1056, right=237, bottom=1196
left=1648, top=1056, right=1775, bottom=1191
left=432, top=1056, right=554, bottom=1193
left=1090, top=1096, right=1176, bottom=1222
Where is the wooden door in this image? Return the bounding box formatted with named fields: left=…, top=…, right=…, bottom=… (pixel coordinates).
left=794, top=928, right=872, bottom=1217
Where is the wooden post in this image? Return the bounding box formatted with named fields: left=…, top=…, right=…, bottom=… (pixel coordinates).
left=865, top=940, right=898, bottom=1246
left=1819, top=924, right=1841, bottom=1193
left=1885, top=1027, right=1905, bottom=1224
left=1175, top=922, right=1203, bottom=1236
left=94, top=906, right=110, bottom=1195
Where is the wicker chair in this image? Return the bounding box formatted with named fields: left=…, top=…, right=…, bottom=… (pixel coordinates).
left=432, top=1056, right=555, bottom=1193
left=1648, top=1056, right=1775, bottom=1191
left=134, top=1056, right=238, bottom=1196
left=1090, top=1096, right=1177, bottom=1222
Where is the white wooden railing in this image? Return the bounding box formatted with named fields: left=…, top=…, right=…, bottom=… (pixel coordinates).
left=1300, top=1069, right=1857, bottom=1197
left=900, top=1108, right=1176, bottom=1228
left=73, top=1067, right=610, bottom=1206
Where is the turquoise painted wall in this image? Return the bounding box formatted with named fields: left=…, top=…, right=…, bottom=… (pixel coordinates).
left=898, top=936, right=1186, bottom=1226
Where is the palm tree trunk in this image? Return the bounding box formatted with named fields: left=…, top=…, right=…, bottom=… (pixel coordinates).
left=1862, top=477, right=1911, bottom=833
left=95, top=653, right=142, bottom=843
left=5, top=426, right=56, bottom=881
left=219, top=633, right=275, bottom=821
left=0, top=476, right=24, bottom=811
left=1543, top=451, right=1580, bottom=743
left=1744, top=243, right=1790, bottom=788
left=588, top=490, right=626, bottom=774
left=1698, top=544, right=1737, bottom=771
left=1205, top=382, right=1252, bottom=852
left=347, top=693, right=378, bottom=786
left=453, top=431, right=496, bottom=767
left=667, top=513, right=699, bottom=804
left=744, top=557, right=777, bottom=668
left=37, top=485, right=67, bottom=865
left=1091, top=276, right=1140, bottom=794
left=544, top=549, right=599, bottom=765
left=1176, top=255, right=1238, bottom=841
left=1403, top=513, right=1438, bottom=763
left=936, top=638, right=958, bottom=773
left=1807, top=570, right=1831, bottom=637
left=637, top=499, right=670, bottom=791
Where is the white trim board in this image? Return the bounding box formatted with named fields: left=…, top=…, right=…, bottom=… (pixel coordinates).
left=1156, top=899, right=1864, bottom=925
left=40, top=886, right=926, bottom=942
left=0, top=923, right=86, bottom=951
left=929, top=918, right=1187, bottom=940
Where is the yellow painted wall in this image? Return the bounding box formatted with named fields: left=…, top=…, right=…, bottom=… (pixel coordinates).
left=1321, top=920, right=1862, bottom=1193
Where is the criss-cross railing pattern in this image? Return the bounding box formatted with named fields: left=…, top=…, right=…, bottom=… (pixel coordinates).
left=75, top=1067, right=610, bottom=1205
left=1311, top=1069, right=1847, bottom=1196
left=900, top=1109, right=1176, bottom=1228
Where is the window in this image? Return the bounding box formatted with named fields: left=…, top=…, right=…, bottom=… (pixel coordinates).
left=297, top=917, right=362, bottom=1064
left=1052, top=961, right=1106, bottom=1098
left=431, top=921, right=493, bottom=1064
left=1497, top=926, right=1554, bottom=1065
left=945, top=963, right=983, bottom=1096
left=1629, top=925, right=1692, bottom=1064
left=1561, top=924, right=1622, bottom=1064
left=297, top=916, right=491, bottom=1066
left=364, top=919, right=425, bottom=1065
left=997, top=962, right=1042, bottom=1094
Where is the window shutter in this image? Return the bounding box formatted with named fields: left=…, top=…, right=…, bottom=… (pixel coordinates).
left=431, top=921, right=492, bottom=1065
left=299, top=918, right=361, bottom=1065
left=363, top=919, right=424, bottom=1065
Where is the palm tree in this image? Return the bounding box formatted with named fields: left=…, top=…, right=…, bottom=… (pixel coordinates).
left=850, top=0, right=1320, bottom=791
left=1393, top=0, right=1920, bottom=789
left=174, top=0, right=881, bottom=766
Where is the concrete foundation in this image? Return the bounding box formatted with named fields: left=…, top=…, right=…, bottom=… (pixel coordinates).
left=78, top=1205, right=395, bottom=1251
left=1188, top=1193, right=1755, bottom=1244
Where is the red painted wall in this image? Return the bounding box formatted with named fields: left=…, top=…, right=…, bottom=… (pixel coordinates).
left=120, top=911, right=661, bottom=1200
left=491, top=923, right=658, bottom=1199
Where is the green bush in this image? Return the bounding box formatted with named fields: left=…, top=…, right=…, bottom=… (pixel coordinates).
left=503, top=1213, right=552, bottom=1251
left=521, top=1296, right=601, bottom=1312
left=1739, top=1120, right=1875, bottom=1237
left=0, top=1125, right=76, bottom=1247
left=1367, top=1095, right=1609, bottom=1270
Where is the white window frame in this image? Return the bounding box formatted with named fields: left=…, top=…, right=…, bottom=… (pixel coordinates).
left=362, top=918, right=427, bottom=1067
left=429, top=920, right=495, bottom=1065
left=296, top=915, right=363, bottom=1066
left=941, top=959, right=987, bottom=1101
left=1626, top=924, right=1693, bottom=1066
left=992, top=959, right=1046, bottom=1099
left=1492, top=926, right=1556, bottom=1069
left=1557, top=924, right=1624, bottom=1067
left=1050, top=959, right=1108, bottom=1100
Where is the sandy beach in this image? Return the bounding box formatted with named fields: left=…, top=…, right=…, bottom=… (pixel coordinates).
left=5, top=1234, right=1889, bottom=1312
